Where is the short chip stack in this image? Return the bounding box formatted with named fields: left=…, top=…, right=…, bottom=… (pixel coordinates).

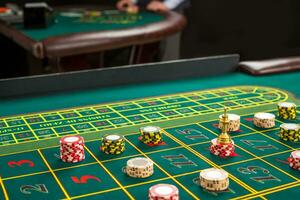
left=149, top=184, right=179, bottom=200
left=139, top=126, right=163, bottom=145
left=278, top=102, right=297, bottom=120
left=200, top=168, right=229, bottom=191
left=288, top=150, right=300, bottom=170
left=279, top=123, right=300, bottom=142
left=218, top=113, right=240, bottom=132
left=60, top=135, right=85, bottom=163
left=125, top=157, right=154, bottom=178
left=253, top=112, right=276, bottom=128
left=210, top=138, right=235, bottom=158
left=101, top=134, right=125, bottom=154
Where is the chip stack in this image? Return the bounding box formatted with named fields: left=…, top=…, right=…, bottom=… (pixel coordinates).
left=125, top=157, right=154, bottom=178
left=149, top=184, right=179, bottom=200
left=253, top=112, right=276, bottom=128
left=200, top=168, right=229, bottom=191
left=139, top=126, right=163, bottom=145
left=288, top=150, right=300, bottom=170
left=60, top=135, right=85, bottom=163
left=278, top=102, right=297, bottom=120
left=101, top=134, right=125, bottom=155
left=210, top=138, right=235, bottom=158
left=279, top=123, right=300, bottom=142
left=218, top=113, right=240, bottom=132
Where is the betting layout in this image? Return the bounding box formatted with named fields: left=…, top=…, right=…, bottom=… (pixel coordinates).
left=0, top=86, right=299, bottom=200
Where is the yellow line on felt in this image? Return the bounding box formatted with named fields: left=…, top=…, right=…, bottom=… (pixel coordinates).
left=241, top=123, right=297, bottom=151
left=234, top=144, right=300, bottom=181
left=0, top=86, right=285, bottom=131
left=125, top=138, right=200, bottom=200
left=163, top=131, right=257, bottom=194
left=3, top=171, right=50, bottom=181
left=231, top=180, right=300, bottom=200
left=0, top=176, right=9, bottom=200
left=84, top=146, right=135, bottom=200
left=20, top=116, right=39, bottom=141
left=0, top=98, right=282, bottom=145
left=37, top=150, right=71, bottom=199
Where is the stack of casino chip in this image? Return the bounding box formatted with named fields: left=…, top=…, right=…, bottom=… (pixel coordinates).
left=148, top=184, right=179, bottom=200
left=278, top=102, right=297, bottom=120
left=218, top=113, right=240, bottom=132
left=210, top=138, right=235, bottom=158
left=288, top=150, right=300, bottom=170
left=101, top=134, right=125, bottom=155
left=279, top=123, right=300, bottom=142
left=60, top=135, right=85, bottom=163
left=125, top=157, right=154, bottom=178
left=253, top=112, right=275, bottom=128
left=200, top=168, right=229, bottom=191
left=139, top=126, right=163, bottom=145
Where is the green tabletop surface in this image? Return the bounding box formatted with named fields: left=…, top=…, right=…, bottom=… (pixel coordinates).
left=0, top=71, right=300, bottom=200
left=14, top=10, right=165, bottom=41
left=1, top=71, right=299, bottom=116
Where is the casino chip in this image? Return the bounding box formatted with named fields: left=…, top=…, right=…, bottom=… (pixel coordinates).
left=218, top=113, right=240, bottom=132
left=60, top=135, right=85, bottom=163
left=253, top=112, right=275, bottom=128
left=200, top=168, right=229, bottom=191
left=278, top=102, right=297, bottom=120
left=101, top=134, right=125, bottom=155
left=139, top=126, right=163, bottom=145
left=280, top=123, right=300, bottom=142
left=125, top=157, right=154, bottom=178
left=210, top=138, right=235, bottom=158
left=288, top=150, right=300, bottom=170
left=149, top=184, right=179, bottom=200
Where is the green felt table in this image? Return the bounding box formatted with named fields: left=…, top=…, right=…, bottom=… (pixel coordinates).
left=0, top=70, right=300, bottom=200
left=0, top=7, right=185, bottom=61
left=15, top=10, right=164, bottom=41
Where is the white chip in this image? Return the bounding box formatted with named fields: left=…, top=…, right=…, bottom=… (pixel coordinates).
left=278, top=102, right=296, bottom=108
left=254, top=112, right=275, bottom=119
left=63, top=136, right=80, bottom=143
left=106, top=134, right=121, bottom=141
left=200, top=168, right=228, bottom=181
left=141, top=126, right=160, bottom=133
left=280, top=123, right=300, bottom=130
left=219, top=113, right=240, bottom=121
left=127, top=157, right=153, bottom=169
left=292, top=150, right=300, bottom=158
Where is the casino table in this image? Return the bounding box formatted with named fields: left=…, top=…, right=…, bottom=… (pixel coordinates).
left=0, top=6, right=185, bottom=70
left=0, top=55, right=300, bottom=200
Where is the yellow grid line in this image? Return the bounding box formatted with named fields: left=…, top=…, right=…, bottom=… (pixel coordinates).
left=84, top=147, right=135, bottom=200
left=0, top=86, right=287, bottom=128
left=0, top=100, right=287, bottom=147
left=0, top=97, right=283, bottom=135
left=0, top=176, right=9, bottom=200
left=125, top=138, right=200, bottom=200
left=163, top=130, right=258, bottom=194
left=37, top=149, right=71, bottom=199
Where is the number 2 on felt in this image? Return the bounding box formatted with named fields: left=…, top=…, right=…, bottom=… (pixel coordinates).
left=20, top=184, right=48, bottom=194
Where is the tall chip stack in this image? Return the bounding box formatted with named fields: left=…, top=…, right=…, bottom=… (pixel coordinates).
left=278, top=102, right=297, bottom=120
left=288, top=150, right=300, bottom=170
left=279, top=123, right=300, bottom=142
left=148, top=184, right=179, bottom=200
left=210, top=108, right=235, bottom=158
left=139, top=126, right=163, bottom=145
left=200, top=168, right=229, bottom=191
left=101, top=134, right=125, bottom=154
left=60, top=135, right=85, bottom=163
left=125, top=157, right=154, bottom=178
left=253, top=112, right=276, bottom=128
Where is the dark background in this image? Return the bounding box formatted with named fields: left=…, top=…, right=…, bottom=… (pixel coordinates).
left=1, top=0, right=300, bottom=77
